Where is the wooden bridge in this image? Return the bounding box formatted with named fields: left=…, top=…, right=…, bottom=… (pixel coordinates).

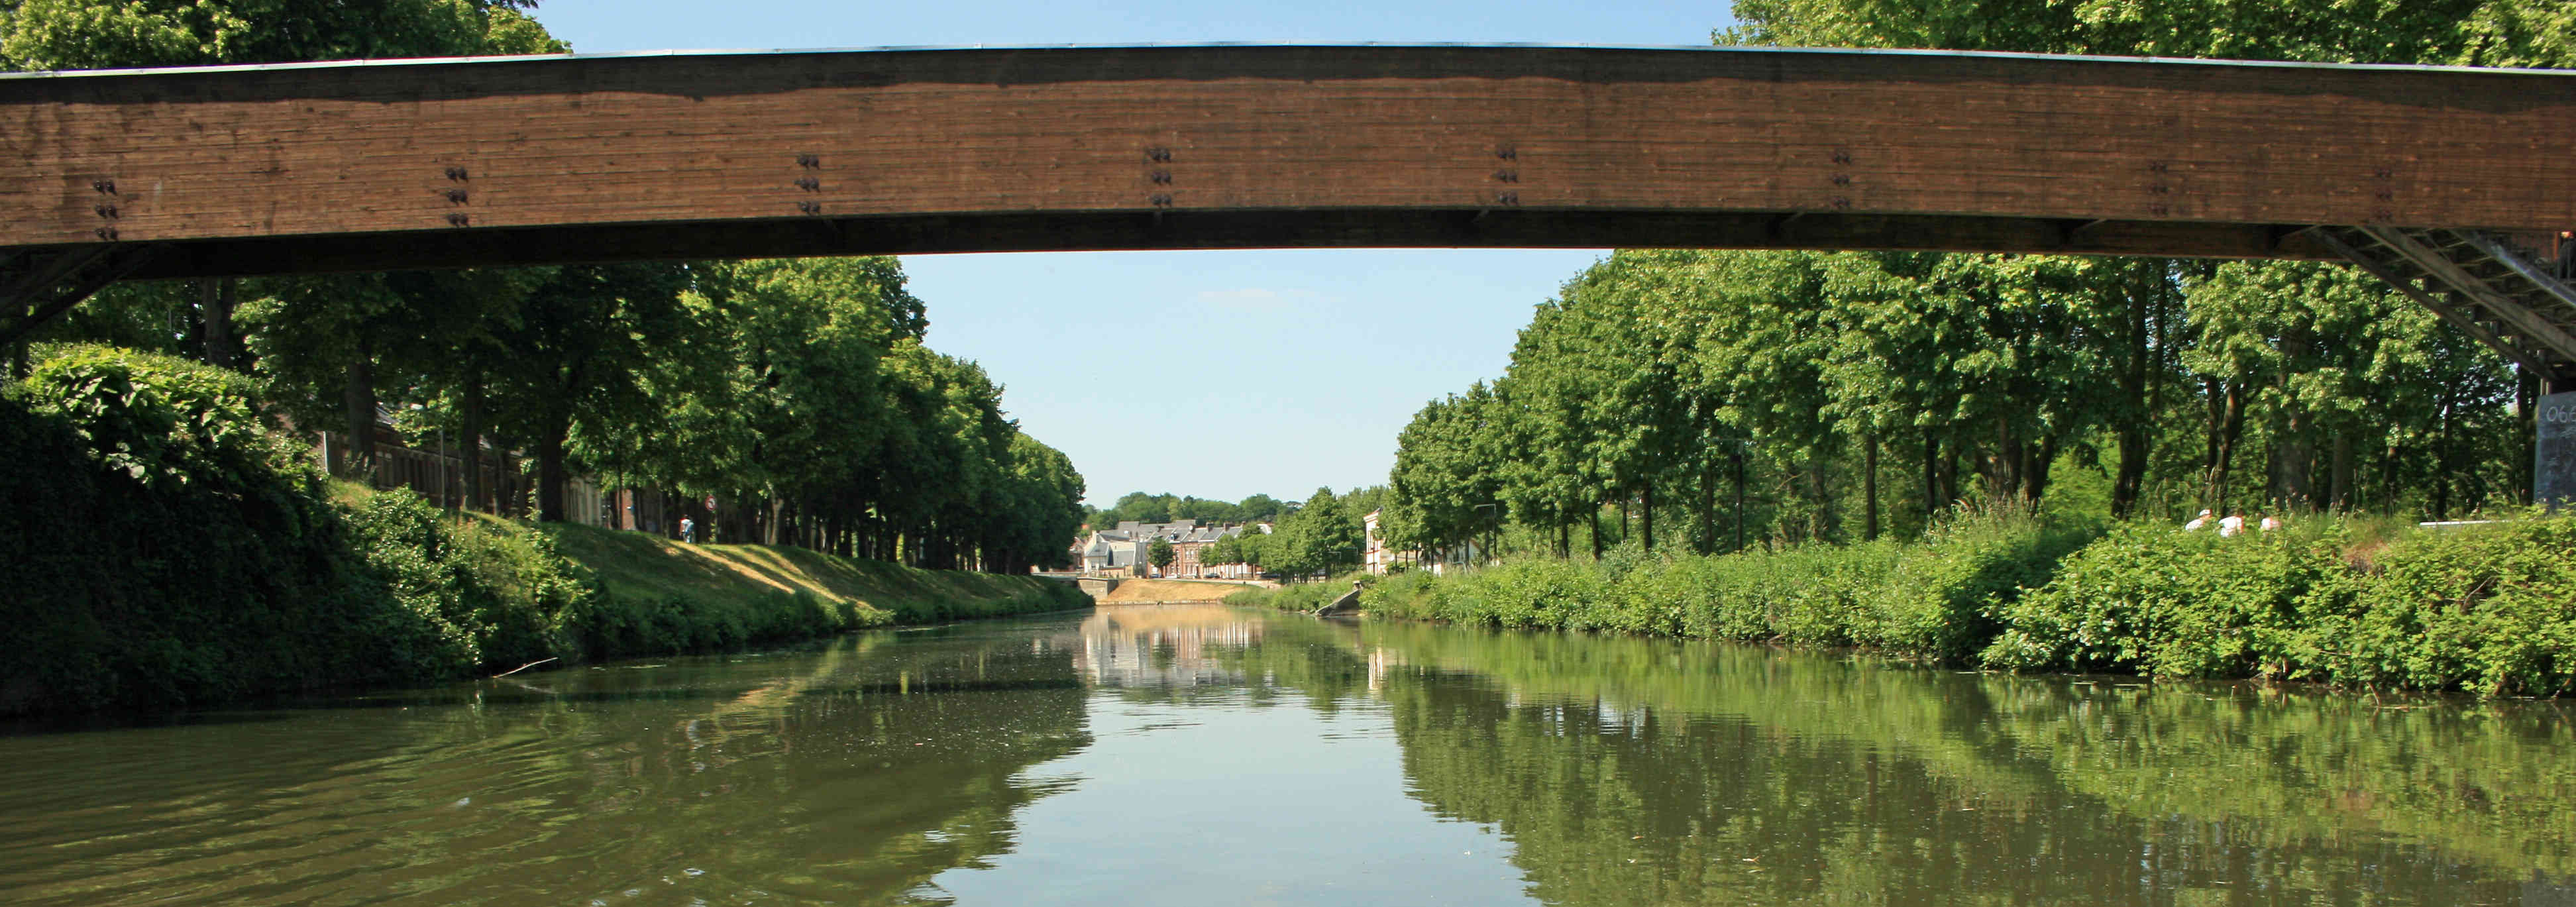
left=1, top=43, right=2571, bottom=490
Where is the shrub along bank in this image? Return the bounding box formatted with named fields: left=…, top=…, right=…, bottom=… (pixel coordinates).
left=1232, top=512, right=2576, bottom=697
left=0, top=345, right=1087, bottom=718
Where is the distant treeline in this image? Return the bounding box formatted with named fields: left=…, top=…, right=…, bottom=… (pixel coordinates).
left=1084, top=491, right=1294, bottom=529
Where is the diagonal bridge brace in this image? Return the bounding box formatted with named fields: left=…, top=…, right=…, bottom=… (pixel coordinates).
left=2311, top=225, right=2576, bottom=387
left=0, top=243, right=165, bottom=350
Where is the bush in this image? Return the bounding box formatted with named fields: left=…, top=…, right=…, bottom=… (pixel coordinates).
left=1852, top=516, right=2103, bottom=661
left=1980, top=523, right=2347, bottom=678
left=0, top=345, right=421, bottom=713
left=1983, top=513, right=2576, bottom=696
left=1346, top=514, right=2093, bottom=665
left=2294, top=514, right=2576, bottom=696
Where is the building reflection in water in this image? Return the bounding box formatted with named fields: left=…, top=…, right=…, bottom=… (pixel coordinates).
left=1076, top=606, right=1263, bottom=688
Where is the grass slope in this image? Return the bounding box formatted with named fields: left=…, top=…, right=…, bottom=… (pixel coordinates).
left=549, top=523, right=1091, bottom=625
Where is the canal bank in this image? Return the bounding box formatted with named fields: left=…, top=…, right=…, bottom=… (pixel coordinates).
left=1, top=344, right=1090, bottom=720
left=1229, top=512, right=2576, bottom=697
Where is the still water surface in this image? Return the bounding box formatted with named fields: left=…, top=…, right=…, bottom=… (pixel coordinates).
left=4, top=606, right=2573, bottom=906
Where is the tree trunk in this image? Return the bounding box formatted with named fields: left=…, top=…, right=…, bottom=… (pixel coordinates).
left=1733, top=451, right=1748, bottom=553
left=198, top=279, right=241, bottom=371
left=1922, top=431, right=1942, bottom=519
left=1640, top=482, right=1655, bottom=551
left=460, top=362, right=487, bottom=513
left=1588, top=500, right=1604, bottom=560
left=1697, top=451, right=1719, bottom=555
left=2206, top=380, right=2248, bottom=511
left=1862, top=433, right=1880, bottom=541
left=1809, top=457, right=1835, bottom=543
left=2329, top=433, right=2357, bottom=512
left=342, top=337, right=378, bottom=480
left=2026, top=435, right=2058, bottom=509
left=2113, top=425, right=2150, bottom=519
left=536, top=422, right=571, bottom=523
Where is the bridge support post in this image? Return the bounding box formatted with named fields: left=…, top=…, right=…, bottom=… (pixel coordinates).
left=2540, top=389, right=2576, bottom=510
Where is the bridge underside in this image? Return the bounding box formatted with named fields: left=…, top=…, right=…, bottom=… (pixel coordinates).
left=82, top=209, right=2337, bottom=280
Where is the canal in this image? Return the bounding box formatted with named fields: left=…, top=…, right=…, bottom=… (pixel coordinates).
left=4, top=605, right=2571, bottom=905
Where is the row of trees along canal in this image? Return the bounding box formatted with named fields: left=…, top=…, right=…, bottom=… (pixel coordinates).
left=44, top=253, right=1087, bottom=572
left=1373, top=0, right=2576, bottom=563
left=3, top=1, right=1084, bottom=574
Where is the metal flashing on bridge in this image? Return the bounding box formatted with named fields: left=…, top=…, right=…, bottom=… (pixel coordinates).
left=9, top=39, right=2576, bottom=81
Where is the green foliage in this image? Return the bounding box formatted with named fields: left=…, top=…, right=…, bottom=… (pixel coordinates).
left=1340, top=514, right=2094, bottom=663
left=1267, top=487, right=1364, bottom=577
left=1086, top=491, right=1288, bottom=529
left=1341, top=506, right=2576, bottom=696
left=0, top=346, right=1089, bottom=717
left=1980, top=523, right=2347, bottom=679
left=1, top=0, right=559, bottom=72
left=1988, top=514, right=2576, bottom=695
left=341, top=488, right=588, bottom=674
left=1, top=346, right=414, bottom=713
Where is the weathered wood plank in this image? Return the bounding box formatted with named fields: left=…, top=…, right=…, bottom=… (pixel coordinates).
left=1, top=44, right=2568, bottom=277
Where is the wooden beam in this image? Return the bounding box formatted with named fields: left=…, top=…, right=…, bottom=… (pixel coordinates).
left=0, top=45, right=2567, bottom=276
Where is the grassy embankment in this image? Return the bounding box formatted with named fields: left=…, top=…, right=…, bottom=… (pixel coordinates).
left=1093, top=579, right=1252, bottom=603
left=0, top=344, right=1086, bottom=718
left=1227, top=512, right=2576, bottom=697
left=333, top=484, right=1090, bottom=684
left=546, top=513, right=1088, bottom=627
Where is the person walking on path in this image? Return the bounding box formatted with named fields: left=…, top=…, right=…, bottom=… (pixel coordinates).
left=680, top=516, right=696, bottom=545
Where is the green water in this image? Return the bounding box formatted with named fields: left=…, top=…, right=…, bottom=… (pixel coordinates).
left=3, top=605, right=2571, bottom=906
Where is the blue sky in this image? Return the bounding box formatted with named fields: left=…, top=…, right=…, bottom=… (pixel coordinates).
left=531, top=1, right=1737, bottom=506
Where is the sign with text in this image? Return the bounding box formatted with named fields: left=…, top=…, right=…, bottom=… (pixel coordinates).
left=2541, top=391, right=2576, bottom=508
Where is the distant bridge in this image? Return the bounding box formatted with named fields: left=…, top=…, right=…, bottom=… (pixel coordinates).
left=2, top=43, right=2571, bottom=490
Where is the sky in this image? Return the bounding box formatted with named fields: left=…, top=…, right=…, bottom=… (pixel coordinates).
left=529, top=0, right=1739, bottom=507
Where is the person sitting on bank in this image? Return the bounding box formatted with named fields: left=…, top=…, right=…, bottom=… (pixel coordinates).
left=2259, top=514, right=2283, bottom=533
left=2218, top=510, right=2247, bottom=537
left=2184, top=509, right=2212, bottom=531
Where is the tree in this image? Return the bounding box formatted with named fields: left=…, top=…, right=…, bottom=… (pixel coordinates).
left=3, top=0, right=568, bottom=490
left=1273, top=487, right=1362, bottom=578
left=480, top=262, right=700, bottom=522
left=1147, top=539, right=1176, bottom=574
left=2, top=0, right=559, bottom=71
